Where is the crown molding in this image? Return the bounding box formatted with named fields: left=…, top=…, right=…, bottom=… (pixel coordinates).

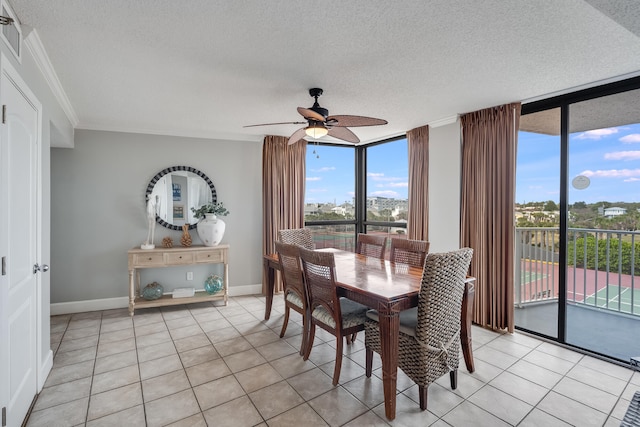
left=24, top=29, right=79, bottom=127
left=428, top=115, right=459, bottom=128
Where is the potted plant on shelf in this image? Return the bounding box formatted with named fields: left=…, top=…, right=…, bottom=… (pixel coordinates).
left=191, top=202, right=229, bottom=246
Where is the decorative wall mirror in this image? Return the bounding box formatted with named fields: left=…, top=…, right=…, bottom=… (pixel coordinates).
left=145, top=166, right=217, bottom=230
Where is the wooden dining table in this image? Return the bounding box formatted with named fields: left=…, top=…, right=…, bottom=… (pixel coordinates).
left=263, top=248, right=476, bottom=421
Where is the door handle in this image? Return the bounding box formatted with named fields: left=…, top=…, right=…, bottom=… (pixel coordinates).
left=33, top=263, right=50, bottom=274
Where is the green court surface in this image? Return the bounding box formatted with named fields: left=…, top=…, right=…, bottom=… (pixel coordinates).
left=584, top=285, right=640, bottom=314
left=520, top=271, right=547, bottom=284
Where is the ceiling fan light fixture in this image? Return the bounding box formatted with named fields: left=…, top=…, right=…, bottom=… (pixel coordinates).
left=305, top=123, right=328, bottom=139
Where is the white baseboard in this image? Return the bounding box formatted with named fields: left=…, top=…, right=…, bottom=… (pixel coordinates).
left=229, top=284, right=263, bottom=296
left=50, top=284, right=264, bottom=315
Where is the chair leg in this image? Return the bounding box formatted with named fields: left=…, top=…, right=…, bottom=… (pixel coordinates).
left=350, top=332, right=358, bottom=343
left=419, top=385, right=428, bottom=410
left=279, top=305, right=290, bottom=338
left=332, top=335, right=344, bottom=386
left=450, top=369, right=457, bottom=390
left=365, top=347, right=373, bottom=377
left=299, top=312, right=308, bottom=356
left=303, top=323, right=315, bottom=361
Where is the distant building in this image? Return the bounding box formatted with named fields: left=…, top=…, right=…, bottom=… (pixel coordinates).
left=304, top=203, right=319, bottom=216
left=604, top=207, right=627, bottom=218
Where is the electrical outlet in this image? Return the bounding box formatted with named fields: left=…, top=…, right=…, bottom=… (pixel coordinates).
left=186, top=272, right=193, bottom=281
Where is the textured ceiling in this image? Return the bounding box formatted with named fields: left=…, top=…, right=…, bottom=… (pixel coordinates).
left=9, top=0, right=640, bottom=146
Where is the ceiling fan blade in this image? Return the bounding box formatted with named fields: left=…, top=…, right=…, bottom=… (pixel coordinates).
left=288, top=127, right=308, bottom=145
left=327, top=126, right=360, bottom=143
left=244, top=121, right=306, bottom=128
left=326, top=115, right=387, bottom=127
left=297, top=107, right=326, bottom=122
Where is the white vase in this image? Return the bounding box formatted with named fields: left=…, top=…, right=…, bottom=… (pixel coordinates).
left=197, top=213, right=226, bottom=246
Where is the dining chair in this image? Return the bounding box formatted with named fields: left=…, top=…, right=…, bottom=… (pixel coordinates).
left=364, top=248, right=473, bottom=410
left=298, top=247, right=369, bottom=385
left=356, top=233, right=387, bottom=259
left=278, top=228, right=315, bottom=250
left=389, top=238, right=430, bottom=268
left=274, top=241, right=309, bottom=356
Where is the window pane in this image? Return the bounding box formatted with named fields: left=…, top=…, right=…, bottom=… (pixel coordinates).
left=306, top=224, right=356, bottom=251
left=304, top=144, right=355, bottom=221
left=366, top=139, right=408, bottom=226
left=515, top=108, right=561, bottom=339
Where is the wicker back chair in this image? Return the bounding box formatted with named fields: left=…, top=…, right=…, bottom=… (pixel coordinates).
left=364, top=248, right=473, bottom=410
left=278, top=228, right=315, bottom=250
left=390, top=238, right=430, bottom=268
left=299, top=247, right=369, bottom=385
left=356, top=233, right=388, bottom=259
left=274, top=241, right=308, bottom=355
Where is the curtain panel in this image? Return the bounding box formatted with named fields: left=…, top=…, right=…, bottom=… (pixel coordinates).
left=407, top=125, right=429, bottom=241
left=262, top=136, right=307, bottom=294
left=460, top=103, right=521, bottom=332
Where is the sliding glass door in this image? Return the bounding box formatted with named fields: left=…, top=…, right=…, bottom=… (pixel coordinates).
left=565, top=89, right=640, bottom=361
left=516, top=79, right=640, bottom=363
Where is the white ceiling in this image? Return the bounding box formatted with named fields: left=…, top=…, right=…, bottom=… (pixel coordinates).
left=9, top=0, right=640, bottom=146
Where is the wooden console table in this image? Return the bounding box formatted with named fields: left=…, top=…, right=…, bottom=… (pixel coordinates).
left=127, top=244, right=229, bottom=315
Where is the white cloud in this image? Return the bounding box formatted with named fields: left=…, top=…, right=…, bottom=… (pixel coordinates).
left=528, top=185, right=543, bottom=190
left=575, top=128, right=619, bottom=140
left=347, top=191, right=355, bottom=198
left=306, top=177, right=321, bottom=181
left=624, top=177, right=640, bottom=182
left=307, top=188, right=327, bottom=193
left=604, top=151, right=640, bottom=161
left=620, top=134, right=640, bottom=144
left=367, top=172, right=403, bottom=182
left=580, top=169, right=640, bottom=178
left=370, top=190, right=400, bottom=198
left=387, top=182, right=408, bottom=188
left=311, top=166, right=336, bottom=172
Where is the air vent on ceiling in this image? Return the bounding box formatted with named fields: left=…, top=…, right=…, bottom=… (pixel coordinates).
left=1, top=1, right=21, bottom=61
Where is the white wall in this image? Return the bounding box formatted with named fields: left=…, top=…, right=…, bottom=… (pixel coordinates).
left=50, top=130, right=262, bottom=307
left=428, top=120, right=462, bottom=252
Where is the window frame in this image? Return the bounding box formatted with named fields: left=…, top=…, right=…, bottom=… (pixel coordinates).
left=304, top=135, right=408, bottom=240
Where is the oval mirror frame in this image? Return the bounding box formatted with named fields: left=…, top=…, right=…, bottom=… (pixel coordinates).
left=145, top=166, right=217, bottom=230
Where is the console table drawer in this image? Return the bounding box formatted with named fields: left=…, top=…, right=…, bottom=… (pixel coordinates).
left=196, top=250, right=224, bottom=263
left=165, top=252, right=195, bottom=264
left=134, top=253, right=165, bottom=266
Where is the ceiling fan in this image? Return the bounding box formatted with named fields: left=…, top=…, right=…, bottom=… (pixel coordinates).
left=244, top=88, right=388, bottom=145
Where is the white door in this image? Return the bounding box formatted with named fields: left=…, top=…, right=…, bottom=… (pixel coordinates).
left=0, top=61, right=40, bottom=427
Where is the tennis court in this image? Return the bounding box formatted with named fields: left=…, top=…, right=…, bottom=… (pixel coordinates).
left=583, top=284, right=640, bottom=314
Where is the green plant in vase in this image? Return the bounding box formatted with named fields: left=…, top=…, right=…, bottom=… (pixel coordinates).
left=191, top=202, right=230, bottom=219
left=192, top=202, right=229, bottom=246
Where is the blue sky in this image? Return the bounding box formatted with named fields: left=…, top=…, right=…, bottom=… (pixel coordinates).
left=305, top=139, right=408, bottom=204
left=517, top=123, right=640, bottom=204
left=305, top=123, right=640, bottom=206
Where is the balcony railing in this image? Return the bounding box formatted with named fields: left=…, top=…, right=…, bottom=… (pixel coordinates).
left=515, top=227, right=640, bottom=317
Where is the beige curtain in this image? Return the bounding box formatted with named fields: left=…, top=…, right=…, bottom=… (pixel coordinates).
left=460, top=103, right=521, bottom=332
left=262, top=135, right=307, bottom=294
left=407, top=125, right=429, bottom=240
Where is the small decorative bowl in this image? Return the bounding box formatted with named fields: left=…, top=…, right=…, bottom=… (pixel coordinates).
left=141, top=281, right=164, bottom=300
left=204, top=275, right=223, bottom=295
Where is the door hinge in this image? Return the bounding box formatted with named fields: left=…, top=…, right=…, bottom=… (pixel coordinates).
left=1, top=105, right=5, bottom=124
left=1, top=256, right=5, bottom=275
left=2, top=406, right=6, bottom=427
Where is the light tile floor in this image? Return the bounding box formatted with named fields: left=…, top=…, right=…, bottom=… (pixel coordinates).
left=27, top=295, right=640, bottom=426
